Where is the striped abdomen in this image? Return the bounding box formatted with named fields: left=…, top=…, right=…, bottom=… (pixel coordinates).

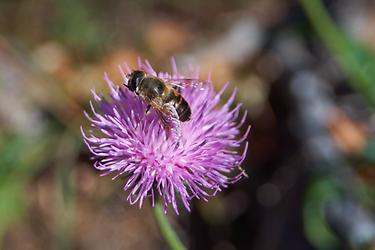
left=163, top=87, right=191, bottom=122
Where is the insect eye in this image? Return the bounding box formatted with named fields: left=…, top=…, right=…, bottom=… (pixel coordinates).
left=157, top=83, right=164, bottom=94
left=128, top=71, right=145, bottom=91
left=128, top=78, right=136, bottom=91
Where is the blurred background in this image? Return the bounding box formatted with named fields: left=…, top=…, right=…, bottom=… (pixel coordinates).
left=1, top=0, right=375, bottom=249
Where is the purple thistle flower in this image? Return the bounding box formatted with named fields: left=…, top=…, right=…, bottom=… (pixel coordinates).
left=81, top=58, right=250, bottom=214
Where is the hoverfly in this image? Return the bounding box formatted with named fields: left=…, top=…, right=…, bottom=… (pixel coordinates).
left=125, top=69, right=203, bottom=141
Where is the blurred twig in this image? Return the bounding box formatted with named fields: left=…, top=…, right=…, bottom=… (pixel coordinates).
left=54, top=131, right=79, bottom=250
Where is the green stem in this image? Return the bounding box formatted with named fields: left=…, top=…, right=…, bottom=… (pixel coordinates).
left=153, top=202, right=186, bottom=250
left=301, top=0, right=375, bottom=107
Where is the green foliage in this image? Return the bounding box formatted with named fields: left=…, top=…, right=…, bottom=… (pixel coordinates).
left=301, top=1, right=375, bottom=248
left=301, top=0, right=375, bottom=108
left=0, top=177, right=25, bottom=238
left=54, top=0, right=105, bottom=58
left=0, top=133, right=58, bottom=240
left=303, top=177, right=340, bottom=249
left=360, top=138, right=375, bottom=163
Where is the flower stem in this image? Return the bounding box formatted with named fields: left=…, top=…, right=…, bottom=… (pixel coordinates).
left=153, top=202, right=186, bottom=250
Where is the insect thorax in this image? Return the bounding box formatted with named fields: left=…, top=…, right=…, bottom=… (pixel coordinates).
left=138, top=77, right=165, bottom=99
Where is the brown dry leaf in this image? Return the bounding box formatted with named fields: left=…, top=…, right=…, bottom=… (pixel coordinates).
left=146, top=20, right=189, bottom=58
left=64, top=49, right=141, bottom=102
left=32, top=41, right=74, bottom=80
left=357, top=164, right=375, bottom=185
left=327, top=109, right=368, bottom=154
left=354, top=10, right=375, bottom=52
left=102, top=49, right=140, bottom=81
left=198, top=55, right=234, bottom=88
left=249, top=0, right=287, bottom=26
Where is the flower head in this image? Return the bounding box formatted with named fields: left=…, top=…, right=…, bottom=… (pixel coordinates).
left=81, top=58, right=250, bottom=214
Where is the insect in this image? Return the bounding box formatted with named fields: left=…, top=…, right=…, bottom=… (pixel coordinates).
left=126, top=70, right=192, bottom=121
left=125, top=70, right=201, bottom=141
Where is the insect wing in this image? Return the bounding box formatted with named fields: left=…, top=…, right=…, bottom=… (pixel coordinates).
left=155, top=103, right=182, bottom=143
left=163, top=77, right=206, bottom=90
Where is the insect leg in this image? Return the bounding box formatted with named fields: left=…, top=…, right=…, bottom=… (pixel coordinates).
left=145, top=105, right=151, bottom=115
left=238, top=166, right=249, bottom=178
left=159, top=104, right=182, bottom=144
